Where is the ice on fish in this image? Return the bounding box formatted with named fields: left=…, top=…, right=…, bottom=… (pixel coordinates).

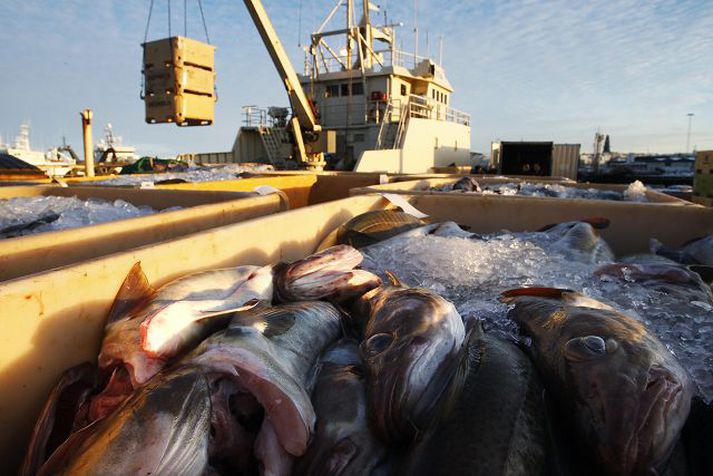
left=92, top=164, right=275, bottom=187
left=438, top=180, right=650, bottom=202
left=361, top=229, right=713, bottom=403
left=0, top=196, right=159, bottom=237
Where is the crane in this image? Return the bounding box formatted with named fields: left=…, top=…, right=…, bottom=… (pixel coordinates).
left=243, top=0, right=334, bottom=170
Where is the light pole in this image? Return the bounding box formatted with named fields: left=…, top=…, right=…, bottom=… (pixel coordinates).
left=686, top=113, right=694, bottom=154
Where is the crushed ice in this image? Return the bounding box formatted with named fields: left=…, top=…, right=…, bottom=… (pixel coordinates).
left=92, top=164, right=275, bottom=187
left=0, top=196, right=160, bottom=237
left=441, top=181, right=650, bottom=202
left=360, top=227, right=713, bottom=402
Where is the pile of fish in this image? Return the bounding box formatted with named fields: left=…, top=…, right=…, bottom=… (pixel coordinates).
left=0, top=196, right=160, bottom=239
left=433, top=177, right=650, bottom=202
left=91, top=164, right=276, bottom=187
left=21, top=210, right=712, bottom=475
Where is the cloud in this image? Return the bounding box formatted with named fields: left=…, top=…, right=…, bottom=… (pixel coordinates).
left=0, top=0, right=711, bottom=156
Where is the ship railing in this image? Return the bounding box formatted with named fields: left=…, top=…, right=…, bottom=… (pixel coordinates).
left=405, top=95, right=470, bottom=126
left=305, top=48, right=436, bottom=75
left=242, top=106, right=268, bottom=127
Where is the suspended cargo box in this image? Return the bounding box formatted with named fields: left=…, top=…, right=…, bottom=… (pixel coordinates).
left=142, top=36, right=216, bottom=126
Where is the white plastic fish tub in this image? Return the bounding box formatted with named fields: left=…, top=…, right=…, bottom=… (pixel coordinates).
left=1, top=193, right=712, bottom=473
left=350, top=178, right=693, bottom=205
left=0, top=186, right=288, bottom=282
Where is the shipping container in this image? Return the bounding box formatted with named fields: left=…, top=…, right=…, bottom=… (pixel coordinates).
left=694, top=150, right=713, bottom=202
left=491, top=141, right=581, bottom=180
left=1, top=193, right=711, bottom=473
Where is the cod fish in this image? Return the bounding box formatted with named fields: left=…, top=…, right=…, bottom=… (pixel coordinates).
left=37, top=368, right=211, bottom=476
left=651, top=236, right=713, bottom=266
left=317, top=210, right=426, bottom=251
left=502, top=287, right=694, bottom=475
left=451, top=176, right=482, bottom=193
left=539, top=218, right=615, bottom=264
left=595, top=263, right=713, bottom=304
left=408, top=325, right=547, bottom=476
left=353, top=280, right=466, bottom=444
left=274, top=245, right=381, bottom=303
left=184, top=301, right=342, bottom=465
left=0, top=212, right=60, bottom=239
left=20, top=363, right=96, bottom=476
left=98, top=262, right=273, bottom=387
left=296, top=340, right=387, bottom=476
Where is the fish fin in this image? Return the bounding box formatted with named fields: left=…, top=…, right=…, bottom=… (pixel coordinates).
left=500, top=287, right=575, bottom=303
left=196, top=299, right=264, bottom=321
left=36, top=420, right=101, bottom=476
left=106, top=262, right=156, bottom=324
left=581, top=217, right=610, bottom=230
left=384, top=271, right=403, bottom=287
left=689, top=265, right=713, bottom=285
left=228, top=307, right=297, bottom=338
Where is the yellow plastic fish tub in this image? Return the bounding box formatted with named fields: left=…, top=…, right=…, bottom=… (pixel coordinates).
left=155, top=172, right=390, bottom=208
left=1, top=193, right=712, bottom=472
left=389, top=173, right=576, bottom=183
left=350, top=177, right=693, bottom=205
left=0, top=186, right=288, bottom=282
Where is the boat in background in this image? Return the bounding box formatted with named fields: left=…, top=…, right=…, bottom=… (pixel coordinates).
left=0, top=123, right=75, bottom=177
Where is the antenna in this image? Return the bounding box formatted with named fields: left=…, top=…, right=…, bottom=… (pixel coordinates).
left=413, top=0, right=419, bottom=61
left=439, top=35, right=444, bottom=65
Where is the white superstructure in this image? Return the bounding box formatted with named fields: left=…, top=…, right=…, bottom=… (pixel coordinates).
left=94, top=123, right=139, bottom=164
left=0, top=123, right=75, bottom=177
left=227, top=0, right=472, bottom=173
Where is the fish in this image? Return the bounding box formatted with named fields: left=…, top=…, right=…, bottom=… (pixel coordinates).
left=539, top=218, right=615, bottom=263
left=451, top=176, right=482, bottom=193
left=20, top=363, right=96, bottom=476
left=316, top=210, right=427, bottom=251
left=595, top=263, right=713, bottom=304
left=207, top=376, right=260, bottom=474
left=274, top=245, right=382, bottom=303
left=651, top=236, right=713, bottom=266
left=183, top=301, right=342, bottom=463
left=38, top=367, right=212, bottom=476
left=353, top=278, right=466, bottom=444
left=98, top=262, right=273, bottom=388
left=295, top=339, right=388, bottom=476
left=502, top=287, right=694, bottom=475
left=0, top=212, right=60, bottom=239
left=620, top=254, right=680, bottom=266
left=407, top=325, right=548, bottom=476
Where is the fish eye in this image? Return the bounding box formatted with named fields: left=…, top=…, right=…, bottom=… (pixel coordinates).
left=364, top=333, right=394, bottom=356
left=564, top=335, right=608, bottom=361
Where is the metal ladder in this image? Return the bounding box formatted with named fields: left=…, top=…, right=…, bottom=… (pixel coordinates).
left=258, top=126, right=284, bottom=164
left=392, top=104, right=410, bottom=149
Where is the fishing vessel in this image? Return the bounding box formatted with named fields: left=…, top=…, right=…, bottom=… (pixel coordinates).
left=175, top=1, right=473, bottom=173
left=0, top=123, right=75, bottom=177
left=94, top=123, right=139, bottom=165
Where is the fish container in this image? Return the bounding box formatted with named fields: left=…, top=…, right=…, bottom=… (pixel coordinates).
left=694, top=150, right=713, bottom=202
left=0, top=186, right=288, bottom=282
left=350, top=177, right=693, bottom=205
left=142, top=36, right=216, bottom=126
left=389, top=173, right=576, bottom=184
left=1, top=193, right=712, bottom=473
left=155, top=172, right=389, bottom=208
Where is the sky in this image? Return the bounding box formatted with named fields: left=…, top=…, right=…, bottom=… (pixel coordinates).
left=0, top=0, right=711, bottom=157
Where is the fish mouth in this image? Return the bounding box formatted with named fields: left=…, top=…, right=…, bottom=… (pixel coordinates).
left=617, top=366, right=686, bottom=473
